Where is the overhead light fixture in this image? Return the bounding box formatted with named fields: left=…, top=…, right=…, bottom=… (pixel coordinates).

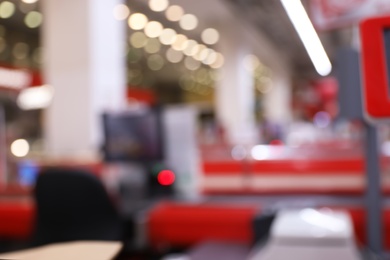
left=280, top=0, right=332, bottom=76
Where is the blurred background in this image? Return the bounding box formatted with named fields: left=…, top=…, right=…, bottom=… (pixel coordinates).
left=0, top=0, right=388, bottom=259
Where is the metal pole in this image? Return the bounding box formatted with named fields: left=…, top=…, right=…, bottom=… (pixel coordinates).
left=364, top=122, right=382, bottom=255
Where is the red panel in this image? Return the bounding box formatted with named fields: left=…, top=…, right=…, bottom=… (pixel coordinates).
left=203, top=159, right=364, bottom=175
left=251, top=159, right=363, bottom=174
left=203, top=161, right=244, bottom=174
left=0, top=201, right=35, bottom=239
left=127, top=88, right=156, bottom=105
left=148, top=202, right=259, bottom=247
left=202, top=189, right=364, bottom=196
left=360, top=16, right=390, bottom=119
left=148, top=202, right=390, bottom=250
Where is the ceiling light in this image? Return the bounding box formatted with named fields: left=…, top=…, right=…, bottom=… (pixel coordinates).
left=113, top=4, right=130, bottom=21
left=130, top=32, right=148, bottom=48
left=281, top=0, right=332, bottom=76
left=172, top=34, right=188, bottom=51
left=159, top=28, right=176, bottom=45
left=22, top=0, right=38, bottom=3
left=149, top=0, right=169, bottom=12
left=0, top=1, right=15, bottom=19
left=166, top=48, right=183, bottom=63
left=144, top=21, right=163, bottom=38
left=165, top=5, right=184, bottom=22
left=179, top=14, right=198, bottom=31
left=128, top=13, right=148, bottom=30
left=24, top=11, right=42, bottom=28
left=201, top=28, right=219, bottom=45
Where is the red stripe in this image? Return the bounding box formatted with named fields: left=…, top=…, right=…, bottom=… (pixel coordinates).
left=203, top=162, right=244, bottom=173
left=203, top=159, right=365, bottom=175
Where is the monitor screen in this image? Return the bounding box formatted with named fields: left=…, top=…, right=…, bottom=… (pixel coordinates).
left=102, top=109, right=164, bottom=162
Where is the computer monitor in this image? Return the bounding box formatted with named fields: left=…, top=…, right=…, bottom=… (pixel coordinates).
left=102, top=108, right=164, bottom=162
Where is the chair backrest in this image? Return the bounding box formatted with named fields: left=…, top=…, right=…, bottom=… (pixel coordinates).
left=33, top=167, right=122, bottom=246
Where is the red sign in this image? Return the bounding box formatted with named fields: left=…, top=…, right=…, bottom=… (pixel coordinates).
left=360, top=16, right=390, bottom=121
left=310, top=0, right=390, bottom=30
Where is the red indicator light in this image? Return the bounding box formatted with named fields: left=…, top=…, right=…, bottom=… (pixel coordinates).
left=157, top=170, right=175, bottom=186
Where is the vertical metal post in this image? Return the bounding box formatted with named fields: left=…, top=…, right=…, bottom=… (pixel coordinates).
left=364, top=122, right=382, bottom=255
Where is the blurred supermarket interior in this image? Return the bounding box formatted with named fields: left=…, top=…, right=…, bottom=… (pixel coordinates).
left=0, top=0, right=390, bottom=259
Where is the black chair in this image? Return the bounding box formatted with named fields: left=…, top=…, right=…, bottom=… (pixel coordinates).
left=32, top=167, right=123, bottom=246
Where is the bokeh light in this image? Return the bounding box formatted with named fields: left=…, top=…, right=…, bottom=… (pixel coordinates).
left=210, top=53, right=225, bottom=69
left=203, top=50, right=217, bottom=65
left=179, top=14, right=198, bottom=31
left=144, top=21, right=163, bottom=38
left=159, top=28, right=176, bottom=45
left=113, top=4, right=130, bottom=21
left=0, top=1, right=15, bottom=19
left=183, top=40, right=198, bottom=56
left=251, top=145, right=270, bottom=160
left=149, top=0, right=169, bottom=12
left=172, top=34, right=188, bottom=51
left=194, top=44, right=206, bottom=61
left=25, top=11, right=43, bottom=28
left=165, top=5, right=184, bottom=22
left=13, top=42, right=29, bottom=60
left=166, top=47, right=183, bottom=63
left=128, top=13, right=148, bottom=30
left=201, top=28, right=219, bottom=45
left=147, top=54, right=164, bottom=71
left=144, top=38, right=161, bottom=54
left=130, top=32, right=148, bottom=48
left=157, top=170, right=175, bottom=186
left=11, top=139, right=30, bottom=158
left=184, top=56, right=201, bottom=71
